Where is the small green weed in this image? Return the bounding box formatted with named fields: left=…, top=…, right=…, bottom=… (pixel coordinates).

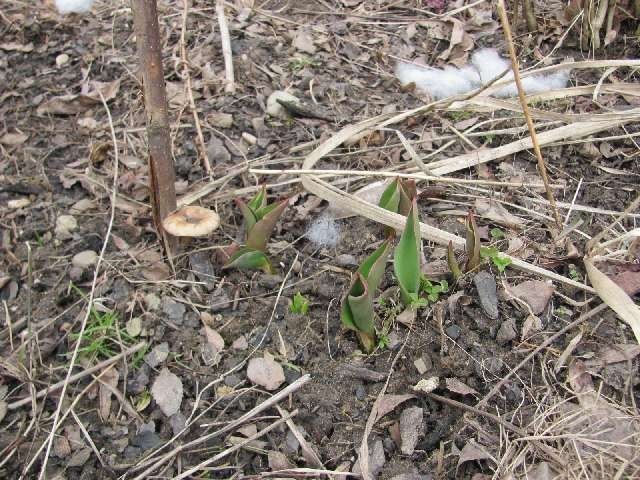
left=489, top=227, right=505, bottom=240
left=289, top=292, right=310, bottom=315
left=288, top=56, right=318, bottom=72
left=480, top=246, right=512, bottom=273
left=420, top=277, right=449, bottom=303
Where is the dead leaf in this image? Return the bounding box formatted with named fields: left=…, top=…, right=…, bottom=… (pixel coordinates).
left=445, top=377, right=478, bottom=396
left=293, top=28, right=316, bottom=55
left=475, top=198, right=526, bottom=229
left=507, top=280, right=554, bottom=314
left=151, top=368, right=183, bottom=417
left=0, top=42, right=34, bottom=52
left=0, top=132, right=28, bottom=146
left=438, top=19, right=474, bottom=67
left=98, top=367, right=119, bottom=422
left=521, top=313, right=543, bottom=339
left=457, top=440, right=492, bottom=468
left=375, top=394, right=415, bottom=422
left=611, top=269, right=640, bottom=297
left=246, top=356, right=285, bottom=390
left=37, top=80, right=121, bottom=116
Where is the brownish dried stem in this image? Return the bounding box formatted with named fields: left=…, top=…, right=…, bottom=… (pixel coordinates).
left=496, top=0, right=562, bottom=229
left=523, top=0, right=537, bottom=32
left=131, top=0, right=178, bottom=255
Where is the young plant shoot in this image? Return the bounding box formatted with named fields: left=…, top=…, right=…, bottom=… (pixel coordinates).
left=224, top=185, right=288, bottom=273
left=447, top=210, right=511, bottom=278
left=379, top=177, right=417, bottom=217
left=393, top=197, right=423, bottom=307
left=341, top=239, right=392, bottom=353
left=447, top=210, right=482, bottom=280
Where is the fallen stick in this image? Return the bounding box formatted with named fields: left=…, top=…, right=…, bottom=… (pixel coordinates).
left=8, top=341, right=147, bottom=410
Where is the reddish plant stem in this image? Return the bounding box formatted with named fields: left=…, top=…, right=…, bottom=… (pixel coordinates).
left=131, top=0, right=178, bottom=254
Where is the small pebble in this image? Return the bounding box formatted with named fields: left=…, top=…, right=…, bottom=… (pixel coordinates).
left=445, top=324, right=461, bottom=340
left=473, top=271, right=499, bottom=320
left=355, top=384, right=366, bottom=401
left=72, top=250, right=98, bottom=269
left=56, top=53, right=70, bottom=67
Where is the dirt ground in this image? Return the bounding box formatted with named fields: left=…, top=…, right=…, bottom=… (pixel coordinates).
left=1, top=1, right=639, bottom=479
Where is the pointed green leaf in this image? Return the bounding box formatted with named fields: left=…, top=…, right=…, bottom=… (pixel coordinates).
left=248, top=185, right=267, bottom=212
left=236, top=198, right=258, bottom=232
left=253, top=201, right=281, bottom=221
left=223, top=247, right=273, bottom=273
left=394, top=198, right=421, bottom=305
left=379, top=178, right=401, bottom=213
left=246, top=198, right=288, bottom=251
left=357, top=239, right=392, bottom=293
left=346, top=274, right=375, bottom=336
left=447, top=240, right=462, bottom=280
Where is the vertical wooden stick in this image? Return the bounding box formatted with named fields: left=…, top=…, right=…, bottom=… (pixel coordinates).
left=496, top=0, right=562, bottom=229
left=216, top=0, right=235, bottom=94
left=131, top=0, right=178, bottom=254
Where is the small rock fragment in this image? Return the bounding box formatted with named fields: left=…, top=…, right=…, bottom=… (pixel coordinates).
left=56, top=53, right=69, bottom=67
left=72, top=250, right=98, bottom=269
left=400, top=406, right=423, bottom=455
left=206, top=135, right=231, bottom=163
left=247, top=356, right=285, bottom=391
left=266, top=90, right=299, bottom=119
left=162, top=298, right=186, bottom=325
left=169, top=412, right=187, bottom=436
left=131, top=430, right=162, bottom=451
left=151, top=368, right=183, bottom=417
left=268, top=451, right=294, bottom=471
left=335, top=254, right=358, bottom=267
left=208, top=112, right=233, bottom=129
left=293, top=28, right=317, bottom=54
left=414, top=357, right=428, bottom=375
left=232, top=335, right=249, bottom=350
left=55, top=214, right=77, bottom=239
left=445, top=324, right=461, bottom=340
left=144, top=342, right=169, bottom=368
left=412, top=376, right=439, bottom=394
left=473, top=271, right=499, bottom=320
left=8, top=198, right=30, bottom=209
left=67, top=448, right=91, bottom=467
left=353, top=439, right=386, bottom=478
left=496, top=318, right=517, bottom=345
left=343, top=363, right=386, bottom=382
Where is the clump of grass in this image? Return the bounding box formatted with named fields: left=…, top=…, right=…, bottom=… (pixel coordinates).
left=70, top=308, right=136, bottom=362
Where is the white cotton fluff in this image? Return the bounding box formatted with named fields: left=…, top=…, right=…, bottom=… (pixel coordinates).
left=396, top=48, right=569, bottom=100
left=306, top=214, right=341, bottom=249
left=55, top=0, right=95, bottom=14
left=395, top=63, right=480, bottom=100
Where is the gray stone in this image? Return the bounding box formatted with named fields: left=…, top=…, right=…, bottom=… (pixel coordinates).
left=473, top=271, right=499, bottom=320
left=496, top=319, right=517, bottom=345
left=162, top=298, right=186, bottom=325
left=169, top=412, right=186, bottom=436
left=258, top=274, right=284, bottom=289
left=353, top=439, right=385, bottom=477
left=206, top=135, right=231, bottom=163
left=266, top=91, right=299, bottom=119
left=144, top=342, right=169, bottom=368
left=445, top=324, right=461, bottom=340
left=355, top=384, right=366, bottom=401
left=131, top=431, right=161, bottom=451
left=400, top=407, right=423, bottom=455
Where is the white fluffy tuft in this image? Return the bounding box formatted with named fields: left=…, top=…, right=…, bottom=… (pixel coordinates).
left=55, top=0, right=95, bottom=14
left=395, top=62, right=480, bottom=100
left=306, top=214, right=341, bottom=249
left=396, top=48, right=569, bottom=99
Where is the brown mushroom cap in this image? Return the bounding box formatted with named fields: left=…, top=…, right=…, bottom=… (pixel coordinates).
left=162, top=206, right=220, bottom=237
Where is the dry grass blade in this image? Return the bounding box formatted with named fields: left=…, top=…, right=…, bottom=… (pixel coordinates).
left=496, top=0, right=561, bottom=227
left=585, top=258, right=640, bottom=344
